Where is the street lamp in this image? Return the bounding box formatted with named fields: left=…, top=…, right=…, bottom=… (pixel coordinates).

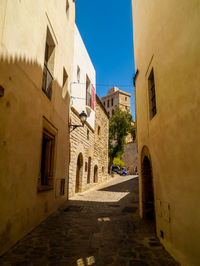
left=69, top=111, right=87, bottom=132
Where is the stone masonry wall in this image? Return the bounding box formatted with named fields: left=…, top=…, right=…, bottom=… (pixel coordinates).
left=68, top=109, right=94, bottom=197
left=122, top=141, right=138, bottom=174
left=94, top=96, right=109, bottom=182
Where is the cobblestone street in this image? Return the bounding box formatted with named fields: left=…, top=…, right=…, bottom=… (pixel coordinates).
left=0, top=176, right=178, bottom=266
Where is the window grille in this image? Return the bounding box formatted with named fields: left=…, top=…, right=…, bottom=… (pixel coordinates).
left=148, top=69, right=157, bottom=118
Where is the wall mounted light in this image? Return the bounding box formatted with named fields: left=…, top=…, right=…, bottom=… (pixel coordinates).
left=69, top=111, right=87, bottom=132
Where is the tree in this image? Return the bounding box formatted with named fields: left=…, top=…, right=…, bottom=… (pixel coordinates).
left=108, top=107, right=135, bottom=173
left=113, top=157, right=125, bottom=168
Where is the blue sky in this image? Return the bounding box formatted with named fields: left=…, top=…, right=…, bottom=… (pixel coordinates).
left=75, top=0, right=135, bottom=118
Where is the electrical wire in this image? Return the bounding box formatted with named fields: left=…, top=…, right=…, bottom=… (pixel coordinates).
left=72, top=81, right=133, bottom=87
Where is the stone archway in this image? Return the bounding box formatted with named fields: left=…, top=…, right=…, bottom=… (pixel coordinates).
left=93, top=165, right=98, bottom=183
left=87, top=157, right=91, bottom=184
left=141, top=147, right=155, bottom=222
left=75, top=153, right=83, bottom=193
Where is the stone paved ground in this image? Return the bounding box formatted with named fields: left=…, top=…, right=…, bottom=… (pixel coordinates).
left=0, top=176, right=179, bottom=266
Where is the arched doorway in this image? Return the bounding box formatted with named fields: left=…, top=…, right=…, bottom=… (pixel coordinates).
left=141, top=156, right=155, bottom=221
left=94, top=165, right=98, bottom=183
left=87, top=157, right=91, bottom=184
left=75, top=153, right=83, bottom=193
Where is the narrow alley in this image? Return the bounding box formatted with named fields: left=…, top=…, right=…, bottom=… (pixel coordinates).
left=0, top=176, right=178, bottom=266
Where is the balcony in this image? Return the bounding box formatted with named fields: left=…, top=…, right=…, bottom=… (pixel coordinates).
left=42, top=64, right=53, bottom=100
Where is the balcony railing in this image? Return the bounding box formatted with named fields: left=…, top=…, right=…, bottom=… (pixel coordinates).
left=42, top=64, right=53, bottom=100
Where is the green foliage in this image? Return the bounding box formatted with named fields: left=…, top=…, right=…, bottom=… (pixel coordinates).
left=130, top=123, right=136, bottom=141
left=113, top=157, right=125, bottom=168
left=109, top=107, right=135, bottom=167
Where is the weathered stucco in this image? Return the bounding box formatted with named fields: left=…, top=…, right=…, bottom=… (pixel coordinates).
left=0, top=0, right=75, bottom=255
left=132, top=0, right=200, bottom=265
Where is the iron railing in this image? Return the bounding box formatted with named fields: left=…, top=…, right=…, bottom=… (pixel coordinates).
left=42, top=64, right=53, bottom=100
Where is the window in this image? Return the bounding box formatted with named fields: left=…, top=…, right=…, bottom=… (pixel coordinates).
left=42, top=28, right=55, bottom=100
left=77, top=66, right=80, bottom=83
left=98, top=126, right=101, bottom=136
left=38, top=118, right=57, bottom=192
left=148, top=69, right=157, bottom=118
left=104, top=102, right=105, bottom=106
left=62, top=68, right=68, bottom=98
left=107, top=100, right=109, bottom=108
left=86, top=75, right=91, bottom=107
left=87, top=129, right=89, bottom=140
left=111, top=98, right=113, bottom=106
left=102, top=167, right=104, bottom=173
left=125, top=97, right=127, bottom=101
left=40, top=130, right=55, bottom=188
left=86, top=76, right=95, bottom=110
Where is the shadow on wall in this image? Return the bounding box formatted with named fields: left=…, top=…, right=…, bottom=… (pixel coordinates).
left=0, top=55, right=71, bottom=255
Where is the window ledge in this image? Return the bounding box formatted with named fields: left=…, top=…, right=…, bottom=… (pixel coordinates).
left=37, top=185, right=54, bottom=192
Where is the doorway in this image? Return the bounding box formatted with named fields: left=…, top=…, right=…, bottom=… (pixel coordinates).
left=75, top=153, right=83, bottom=193
left=94, top=165, right=98, bottom=183
left=87, top=157, right=91, bottom=184
left=141, top=156, right=155, bottom=221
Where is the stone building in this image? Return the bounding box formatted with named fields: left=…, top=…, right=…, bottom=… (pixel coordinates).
left=101, top=87, right=131, bottom=117
left=68, top=26, right=109, bottom=198
left=132, top=1, right=200, bottom=265
left=0, top=0, right=75, bottom=255
left=101, top=87, right=137, bottom=170
left=94, top=95, right=109, bottom=183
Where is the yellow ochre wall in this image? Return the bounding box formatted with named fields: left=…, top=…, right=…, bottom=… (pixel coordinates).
left=0, top=0, right=75, bottom=255
left=132, top=0, right=200, bottom=265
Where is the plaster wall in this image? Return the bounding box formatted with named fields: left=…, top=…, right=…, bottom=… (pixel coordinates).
left=71, top=25, right=95, bottom=129
left=132, top=0, right=200, bottom=265
left=0, top=0, right=75, bottom=255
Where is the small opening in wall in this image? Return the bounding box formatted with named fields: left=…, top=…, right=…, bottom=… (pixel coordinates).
left=87, top=129, right=89, bottom=140
left=77, top=65, right=80, bottom=83
left=98, top=126, right=101, bottom=136
left=160, top=230, right=164, bottom=239
left=62, top=68, right=68, bottom=98
left=66, top=0, right=69, bottom=16
left=0, top=86, right=5, bottom=97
